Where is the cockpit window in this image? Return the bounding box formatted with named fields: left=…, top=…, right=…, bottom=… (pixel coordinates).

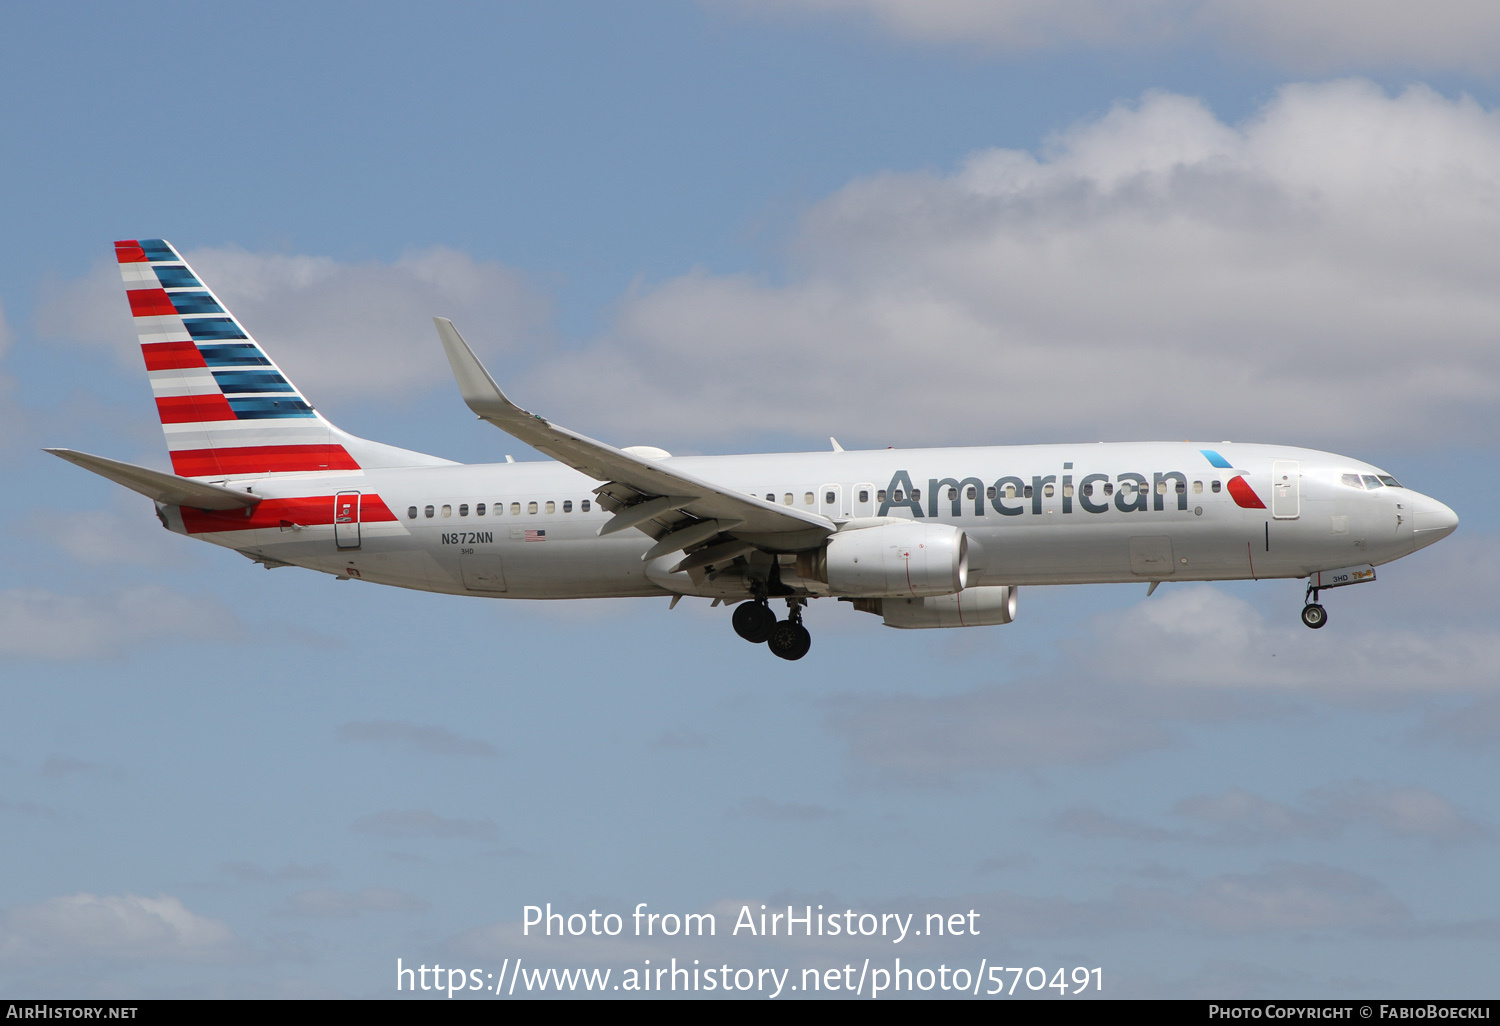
left=1361, top=475, right=1383, bottom=489
left=1378, top=475, right=1403, bottom=488
left=1341, top=474, right=1364, bottom=489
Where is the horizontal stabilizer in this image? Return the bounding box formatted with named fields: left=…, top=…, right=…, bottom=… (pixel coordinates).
left=45, top=448, right=262, bottom=510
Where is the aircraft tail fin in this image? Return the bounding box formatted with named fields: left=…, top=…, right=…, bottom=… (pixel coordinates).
left=114, top=239, right=453, bottom=478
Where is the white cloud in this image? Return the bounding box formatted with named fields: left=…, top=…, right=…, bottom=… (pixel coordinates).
left=528, top=81, right=1500, bottom=451
left=0, top=893, right=241, bottom=963
left=35, top=84, right=1500, bottom=455
left=736, top=1, right=1500, bottom=73
left=0, top=585, right=239, bottom=660
left=1177, top=862, right=1410, bottom=932
left=1199, top=1, right=1500, bottom=75
left=1093, top=585, right=1500, bottom=696
left=37, top=245, right=550, bottom=404
left=1307, top=782, right=1485, bottom=842
left=30, top=507, right=197, bottom=567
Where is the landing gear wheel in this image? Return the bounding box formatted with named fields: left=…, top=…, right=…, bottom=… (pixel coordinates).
left=767, top=620, right=812, bottom=661
left=732, top=601, right=776, bottom=644
left=1301, top=603, right=1328, bottom=629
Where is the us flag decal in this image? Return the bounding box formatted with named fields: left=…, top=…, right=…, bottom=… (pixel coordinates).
left=525, top=529, right=546, bottom=542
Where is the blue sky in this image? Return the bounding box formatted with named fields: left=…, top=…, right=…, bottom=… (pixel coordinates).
left=2, top=0, right=1499, bottom=999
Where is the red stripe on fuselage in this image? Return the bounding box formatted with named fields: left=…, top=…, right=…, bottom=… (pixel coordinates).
left=1227, top=475, right=1267, bottom=509
left=128, top=288, right=178, bottom=317
left=169, top=445, right=361, bottom=477
left=180, top=494, right=397, bottom=535
left=142, top=340, right=207, bottom=371
left=114, top=241, right=147, bottom=262
left=155, top=393, right=236, bottom=424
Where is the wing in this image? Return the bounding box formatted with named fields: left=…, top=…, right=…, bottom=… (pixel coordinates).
left=433, top=318, right=834, bottom=559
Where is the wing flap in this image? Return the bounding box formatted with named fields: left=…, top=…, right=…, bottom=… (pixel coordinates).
left=434, top=317, right=835, bottom=546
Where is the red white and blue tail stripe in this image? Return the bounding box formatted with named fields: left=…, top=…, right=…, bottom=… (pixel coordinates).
left=116, top=239, right=450, bottom=479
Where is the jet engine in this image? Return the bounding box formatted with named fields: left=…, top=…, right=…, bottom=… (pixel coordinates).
left=796, top=521, right=967, bottom=597
left=879, top=585, right=1017, bottom=629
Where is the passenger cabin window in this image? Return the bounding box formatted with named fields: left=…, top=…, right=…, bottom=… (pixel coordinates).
left=563, top=500, right=573, bottom=512
left=1176, top=481, right=1186, bottom=494
left=804, top=492, right=814, bottom=505
left=859, top=490, right=870, bottom=503
left=1081, top=484, right=1093, bottom=497
left=476, top=503, right=486, bottom=516
left=1063, top=484, right=1074, bottom=498
left=1043, top=484, right=1054, bottom=498
left=825, top=491, right=836, bottom=504
left=1210, top=481, right=1221, bottom=493
left=765, top=493, right=774, bottom=502
left=966, top=486, right=977, bottom=500
left=1103, top=483, right=1113, bottom=496
left=407, top=506, right=417, bottom=519
left=528, top=501, right=538, bottom=514
left=947, top=487, right=958, bottom=501
left=441, top=504, right=452, bottom=517
left=912, top=489, right=921, bottom=502
left=1023, top=485, right=1033, bottom=499
left=581, top=499, right=592, bottom=512
left=459, top=504, right=469, bottom=516
left=1193, top=481, right=1203, bottom=494
left=986, top=486, right=996, bottom=499
left=543, top=500, right=553, bottom=513
left=783, top=493, right=793, bottom=505
left=877, top=490, right=887, bottom=502
left=424, top=505, right=434, bottom=518
left=1004, top=484, right=1017, bottom=499
left=510, top=502, right=521, bottom=515
left=1155, top=481, right=1167, bottom=495
left=893, top=490, right=904, bottom=501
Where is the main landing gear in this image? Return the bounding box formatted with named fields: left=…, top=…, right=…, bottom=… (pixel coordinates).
left=1301, top=582, right=1328, bottom=630
left=733, top=598, right=812, bottom=661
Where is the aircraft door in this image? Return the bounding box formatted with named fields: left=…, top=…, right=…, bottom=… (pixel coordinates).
left=852, top=482, right=875, bottom=518
left=334, top=491, right=361, bottom=549
left=819, top=483, right=843, bottom=519
left=1272, top=461, right=1300, bottom=520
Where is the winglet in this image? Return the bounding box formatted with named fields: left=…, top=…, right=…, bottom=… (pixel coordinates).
left=434, top=317, right=527, bottom=424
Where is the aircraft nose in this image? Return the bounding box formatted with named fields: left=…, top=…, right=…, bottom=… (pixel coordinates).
left=1410, top=492, right=1459, bottom=550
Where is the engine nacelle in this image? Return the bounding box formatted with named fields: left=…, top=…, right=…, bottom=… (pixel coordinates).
left=880, top=585, right=1018, bottom=629
left=799, top=522, right=968, bottom=597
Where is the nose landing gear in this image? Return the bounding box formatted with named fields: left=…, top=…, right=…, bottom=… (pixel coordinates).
left=1301, top=582, right=1328, bottom=629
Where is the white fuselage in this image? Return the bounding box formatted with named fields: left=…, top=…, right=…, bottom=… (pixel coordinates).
left=161, top=441, right=1453, bottom=601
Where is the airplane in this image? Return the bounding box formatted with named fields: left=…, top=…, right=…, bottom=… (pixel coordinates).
left=47, top=239, right=1460, bottom=661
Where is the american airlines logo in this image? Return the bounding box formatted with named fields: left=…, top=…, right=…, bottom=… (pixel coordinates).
left=877, top=467, right=1263, bottom=518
